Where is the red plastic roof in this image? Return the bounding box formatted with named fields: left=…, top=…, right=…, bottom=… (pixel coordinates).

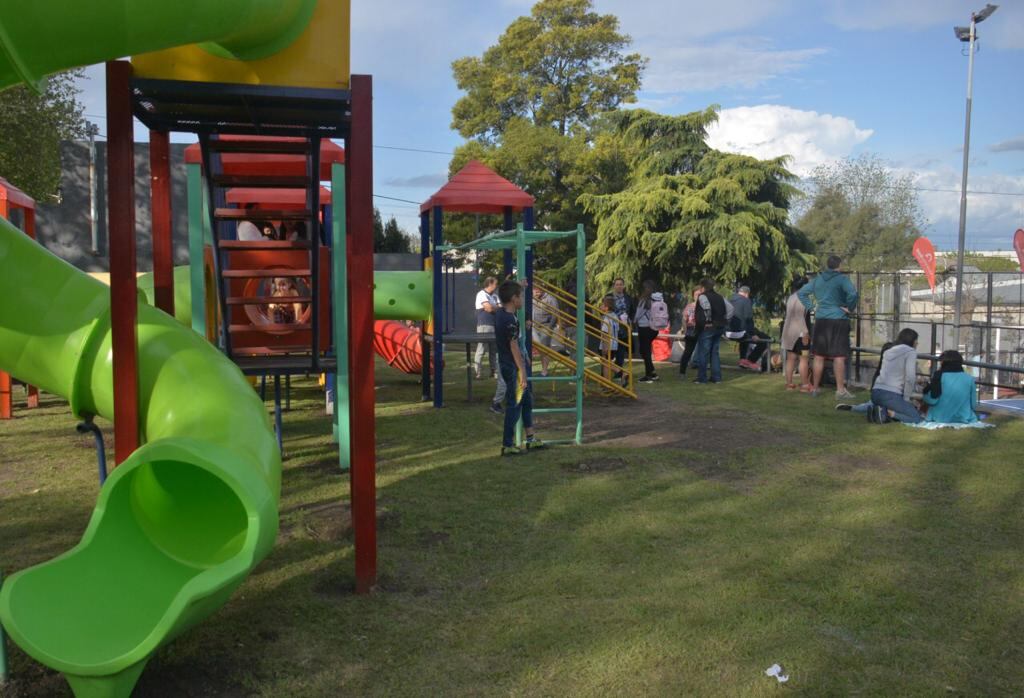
left=226, top=186, right=332, bottom=208
left=184, top=136, right=344, bottom=180
left=0, top=177, right=35, bottom=210
left=420, top=160, right=534, bottom=214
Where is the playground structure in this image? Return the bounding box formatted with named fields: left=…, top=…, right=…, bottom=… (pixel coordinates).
left=419, top=160, right=635, bottom=415
left=0, top=178, right=39, bottom=418
left=0, top=1, right=385, bottom=695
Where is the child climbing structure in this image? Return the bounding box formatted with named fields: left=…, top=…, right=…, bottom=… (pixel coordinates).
left=0, top=1, right=380, bottom=696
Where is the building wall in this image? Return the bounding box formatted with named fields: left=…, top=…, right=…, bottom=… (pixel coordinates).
left=34, top=140, right=191, bottom=273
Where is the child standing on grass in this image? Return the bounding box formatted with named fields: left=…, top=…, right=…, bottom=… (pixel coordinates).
left=599, top=295, right=620, bottom=386
left=496, top=280, right=545, bottom=456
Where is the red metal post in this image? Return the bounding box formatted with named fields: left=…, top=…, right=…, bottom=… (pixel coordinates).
left=106, top=61, right=140, bottom=465
left=347, top=74, right=377, bottom=594
left=149, top=130, right=174, bottom=316
left=0, top=197, right=10, bottom=418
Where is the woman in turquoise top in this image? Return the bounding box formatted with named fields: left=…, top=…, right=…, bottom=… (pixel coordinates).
left=923, top=350, right=979, bottom=424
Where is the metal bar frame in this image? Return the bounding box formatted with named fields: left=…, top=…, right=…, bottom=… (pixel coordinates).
left=347, top=74, right=377, bottom=594
left=331, top=163, right=350, bottom=473
left=149, top=129, right=175, bottom=316
left=106, top=60, right=140, bottom=465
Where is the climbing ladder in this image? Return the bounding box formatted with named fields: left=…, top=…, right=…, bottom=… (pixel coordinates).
left=199, top=135, right=324, bottom=373
left=533, top=278, right=637, bottom=399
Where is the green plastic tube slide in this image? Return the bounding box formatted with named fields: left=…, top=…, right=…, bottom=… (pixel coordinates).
left=135, top=267, right=434, bottom=327
left=0, top=219, right=281, bottom=697
left=0, top=0, right=318, bottom=90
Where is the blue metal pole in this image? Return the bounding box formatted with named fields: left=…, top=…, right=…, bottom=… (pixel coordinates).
left=273, top=373, right=283, bottom=455
left=76, top=418, right=107, bottom=485
left=420, top=210, right=431, bottom=401
left=502, top=207, right=514, bottom=278
left=432, top=205, right=444, bottom=407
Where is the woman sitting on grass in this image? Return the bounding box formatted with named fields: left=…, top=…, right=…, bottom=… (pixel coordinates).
left=922, top=350, right=979, bottom=425
left=871, top=328, right=922, bottom=424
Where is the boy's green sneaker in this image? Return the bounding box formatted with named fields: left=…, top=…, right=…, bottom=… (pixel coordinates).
left=501, top=446, right=524, bottom=457
left=525, top=436, right=546, bottom=450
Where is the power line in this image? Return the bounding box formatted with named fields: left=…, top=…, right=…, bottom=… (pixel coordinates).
left=374, top=194, right=421, bottom=206
left=372, top=144, right=452, bottom=154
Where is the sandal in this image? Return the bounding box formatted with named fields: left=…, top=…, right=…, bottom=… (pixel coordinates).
left=785, top=383, right=798, bottom=391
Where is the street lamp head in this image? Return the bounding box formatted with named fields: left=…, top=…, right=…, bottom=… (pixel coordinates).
left=954, top=26, right=972, bottom=41
left=974, top=4, right=998, bottom=23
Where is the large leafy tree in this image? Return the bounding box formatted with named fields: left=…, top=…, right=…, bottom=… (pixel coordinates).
left=581, top=109, right=814, bottom=302
left=446, top=0, right=645, bottom=272
left=451, top=0, right=645, bottom=141
left=0, top=70, right=88, bottom=201
left=797, top=154, right=923, bottom=271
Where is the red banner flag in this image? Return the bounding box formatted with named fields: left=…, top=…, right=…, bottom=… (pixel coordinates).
left=912, top=237, right=937, bottom=292
left=1014, top=229, right=1024, bottom=272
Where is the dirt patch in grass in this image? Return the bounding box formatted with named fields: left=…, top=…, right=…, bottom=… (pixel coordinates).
left=560, top=456, right=628, bottom=474
left=584, top=392, right=804, bottom=455
left=826, top=453, right=896, bottom=474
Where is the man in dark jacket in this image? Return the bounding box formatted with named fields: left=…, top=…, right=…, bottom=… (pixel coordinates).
left=693, top=277, right=730, bottom=384
left=729, top=285, right=769, bottom=371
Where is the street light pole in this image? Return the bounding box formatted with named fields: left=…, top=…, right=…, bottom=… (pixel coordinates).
left=952, top=4, right=998, bottom=342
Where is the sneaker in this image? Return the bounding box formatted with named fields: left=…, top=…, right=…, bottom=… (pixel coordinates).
left=490, top=402, right=504, bottom=415
left=638, top=375, right=653, bottom=383
left=835, top=388, right=855, bottom=400
left=693, top=379, right=707, bottom=384
left=501, top=446, right=523, bottom=457
left=613, top=371, right=623, bottom=381
left=650, top=374, right=660, bottom=382
left=835, top=403, right=854, bottom=411
left=526, top=436, right=546, bottom=450
left=474, top=369, right=482, bottom=379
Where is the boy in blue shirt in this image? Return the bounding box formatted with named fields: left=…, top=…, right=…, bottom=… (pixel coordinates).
left=495, top=280, right=545, bottom=456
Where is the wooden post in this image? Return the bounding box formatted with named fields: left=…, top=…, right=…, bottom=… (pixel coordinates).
left=347, top=75, right=377, bottom=594
left=150, top=130, right=174, bottom=316
left=106, top=61, right=140, bottom=465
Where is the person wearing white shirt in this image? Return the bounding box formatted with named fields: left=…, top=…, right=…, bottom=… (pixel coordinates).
left=474, top=276, right=506, bottom=413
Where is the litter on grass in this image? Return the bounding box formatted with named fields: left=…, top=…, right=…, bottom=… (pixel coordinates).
left=765, top=663, right=789, bottom=683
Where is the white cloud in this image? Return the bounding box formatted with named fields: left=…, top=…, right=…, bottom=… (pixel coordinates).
left=706, top=104, right=874, bottom=176
left=824, top=0, right=1024, bottom=51
left=990, top=136, right=1024, bottom=154
left=910, top=168, right=1024, bottom=249
left=641, top=39, right=826, bottom=93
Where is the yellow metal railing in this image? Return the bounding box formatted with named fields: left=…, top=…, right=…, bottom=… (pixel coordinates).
left=532, top=278, right=636, bottom=398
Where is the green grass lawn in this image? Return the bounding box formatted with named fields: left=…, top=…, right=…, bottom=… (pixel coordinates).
left=2, top=351, right=1024, bottom=696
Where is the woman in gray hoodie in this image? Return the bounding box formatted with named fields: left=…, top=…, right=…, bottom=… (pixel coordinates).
left=870, top=328, right=923, bottom=423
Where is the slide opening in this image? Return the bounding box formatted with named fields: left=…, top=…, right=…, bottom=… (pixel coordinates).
left=128, top=460, right=249, bottom=569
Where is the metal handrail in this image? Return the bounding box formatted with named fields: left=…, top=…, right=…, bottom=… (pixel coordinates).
left=534, top=277, right=634, bottom=392
left=533, top=299, right=634, bottom=394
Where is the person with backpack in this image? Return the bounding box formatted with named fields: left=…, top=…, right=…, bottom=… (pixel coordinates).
left=870, top=328, right=923, bottom=424
left=633, top=279, right=669, bottom=383
left=798, top=255, right=860, bottom=399
left=677, top=285, right=702, bottom=378
left=692, top=277, right=733, bottom=384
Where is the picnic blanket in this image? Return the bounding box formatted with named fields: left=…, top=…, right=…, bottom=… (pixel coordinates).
left=905, top=420, right=995, bottom=430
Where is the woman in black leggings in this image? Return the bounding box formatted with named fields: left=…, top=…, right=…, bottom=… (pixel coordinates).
left=634, top=279, right=660, bottom=382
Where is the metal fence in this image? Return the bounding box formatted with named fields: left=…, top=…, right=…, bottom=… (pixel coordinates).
left=850, top=270, right=1024, bottom=398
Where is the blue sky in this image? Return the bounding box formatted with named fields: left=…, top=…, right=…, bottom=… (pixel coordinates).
left=76, top=0, right=1024, bottom=250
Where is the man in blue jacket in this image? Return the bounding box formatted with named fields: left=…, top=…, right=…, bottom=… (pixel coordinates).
left=798, top=255, right=859, bottom=399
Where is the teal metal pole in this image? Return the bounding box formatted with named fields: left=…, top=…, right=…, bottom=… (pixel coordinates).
left=575, top=224, right=585, bottom=445
left=332, top=164, right=351, bottom=473
left=516, top=223, right=527, bottom=447
left=186, top=163, right=206, bottom=337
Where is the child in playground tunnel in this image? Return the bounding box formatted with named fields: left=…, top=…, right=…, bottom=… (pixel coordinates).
left=269, top=276, right=304, bottom=325
left=495, top=280, right=545, bottom=456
